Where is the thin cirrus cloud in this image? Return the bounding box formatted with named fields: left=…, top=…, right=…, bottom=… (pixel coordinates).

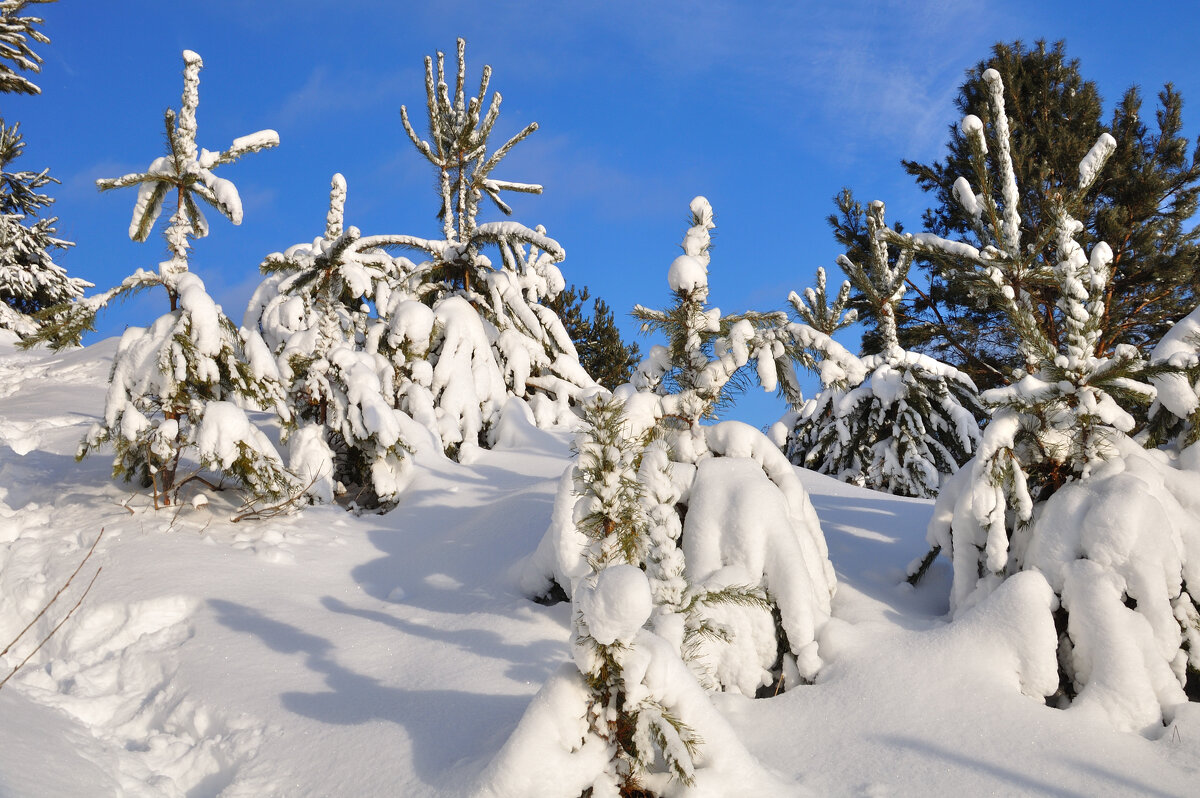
left=273, top=65, right=421, bottom=129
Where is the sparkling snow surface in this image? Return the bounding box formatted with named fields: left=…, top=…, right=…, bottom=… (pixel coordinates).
left=1, top=334, right=1198, bottom=796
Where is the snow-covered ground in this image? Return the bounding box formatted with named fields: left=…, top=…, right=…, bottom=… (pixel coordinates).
left=1, top=334, right=1198, bottom=797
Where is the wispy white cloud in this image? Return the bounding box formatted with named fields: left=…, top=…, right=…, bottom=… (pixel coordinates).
left=273, top=64, right=420, bottom=128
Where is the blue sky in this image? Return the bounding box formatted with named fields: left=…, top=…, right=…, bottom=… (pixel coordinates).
left=10, top=0, right=1199, bottom=427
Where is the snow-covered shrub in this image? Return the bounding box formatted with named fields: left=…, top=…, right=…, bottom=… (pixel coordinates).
left=370, top=39, right=596, bottom=459
left=39, top=51, right=290, bottom=504
left=246, top=174, right=412, bottom=507
left=786, top=201, right=982, bottom=498
left=78, top=271, right=293, bottom=502
left=525, top=197, right=836, bottom=696
left=901, top=69, right=1199, bottom=729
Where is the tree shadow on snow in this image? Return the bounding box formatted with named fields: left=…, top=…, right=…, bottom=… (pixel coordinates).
left=877, top=735, right=1181, bottom=798
left=347, top=467, right=559, bottom=614
left=320, top=595, right=566, bottom=685
left=0, top=445, right=125, bottom=512
left=207, top=598, right=532, bottom=787
left=807, top=492, right=952, bottom=624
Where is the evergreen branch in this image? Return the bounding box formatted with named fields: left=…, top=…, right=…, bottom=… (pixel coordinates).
left=20, top=269, right=165, bottom=350
left=399, top=105, right=437, bottom=165
left=478, top=121, right=538, bottom=179
left=201, top=130, right=280, bottom=169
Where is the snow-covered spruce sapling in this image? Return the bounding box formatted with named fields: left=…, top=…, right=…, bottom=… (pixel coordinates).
left=489, top=562, right=792, bottom=797
left=785, top=201, right=982, bottom=498
left=571, top=393, right=652, bottom=571
left=0, top=119, right=89, bottom=340
left=248, top=174, right=412, bottom=508
left=37, top=51, right=290, bottom=505
left=573, top=565, right=700, bottom=795
left=901, top=69, right=1200, bottom=729
left=629, top=197, right=836, bottom=694
left=374, top=39, right=595, bottom=457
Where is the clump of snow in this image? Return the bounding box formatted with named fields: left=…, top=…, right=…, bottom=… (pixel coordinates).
left=577, top=564, right=653, bottom=645
left=667, top=254, right=707, bottom=296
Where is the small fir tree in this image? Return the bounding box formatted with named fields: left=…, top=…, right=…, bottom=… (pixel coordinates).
left=248, top=174, right=412, bottom=507
left=33, top=50, right=290, bottom=505
left=785, top=201, right=983, bottom=498
left=901, top=69, right=1199, bottom=730
left=526, top=197, right=837, bottom=696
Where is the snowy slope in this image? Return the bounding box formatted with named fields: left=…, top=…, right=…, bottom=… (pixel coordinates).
left=1, top=335, right=1198, bottom=797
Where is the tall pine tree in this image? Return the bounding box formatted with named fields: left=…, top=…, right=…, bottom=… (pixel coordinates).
left=834, top=40, right=1200, bottom=389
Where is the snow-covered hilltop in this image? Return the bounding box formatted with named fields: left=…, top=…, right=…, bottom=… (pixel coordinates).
left=3, top=328, right=1200, bottom=795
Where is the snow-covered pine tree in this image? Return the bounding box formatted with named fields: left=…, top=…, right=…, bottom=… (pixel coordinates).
left=785, top=201, right=983, bottom=498
left=247, top=174, right=412, bottom=508
left=560, top=396, right=703, bottom=793
left=900, top=69, right=1200, bottom=730
left=0, top=120, right=88, bottom=339
left=527, top=197, right=837, bottom=697
left=373, top=39, right=595, bottom=459
left=0, top=0, right=53, bottom=96
left=35, top=50, right=290, bottom=505
left=571, top=564, right=701, bottom=796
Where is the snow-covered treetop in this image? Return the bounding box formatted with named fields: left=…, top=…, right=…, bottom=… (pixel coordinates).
left=95, top=50, right=279, bottom=291
left=836, top=200, right=908, bottom=353
left=252, top=173, right=399, bottom=356
left=787, top=266, right=857, bottom=337
left=393, top=38, right=558, bottom=295
left=880, top=70, right=1120, bottom=376
left=0, top=0, right=53, bottom=96
left=633, top=196, right=835, bottom=421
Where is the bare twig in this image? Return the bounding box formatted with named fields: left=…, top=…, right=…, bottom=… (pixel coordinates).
left=230, top=472, right=320, bottom=523
left=0, top=529, right=104, bottom=659
left=0, top=568, right=102, bottom=692
left=0, top=529, right=105, bottom=692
